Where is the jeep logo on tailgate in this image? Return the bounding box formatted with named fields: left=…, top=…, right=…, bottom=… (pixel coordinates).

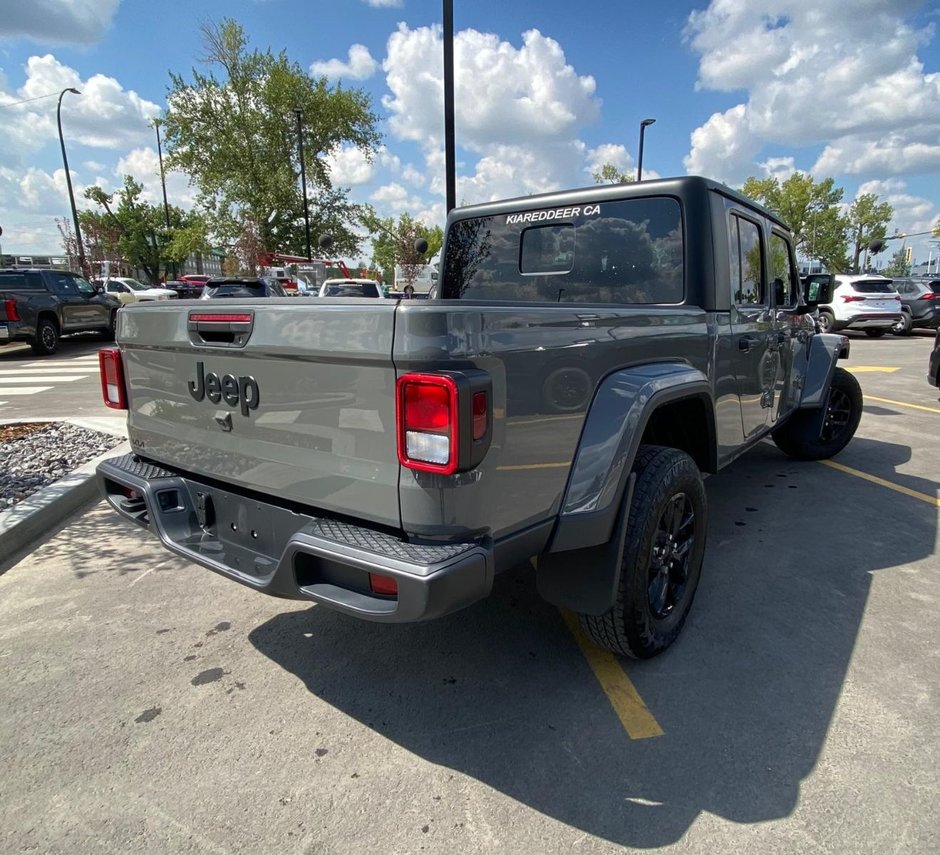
left=188, top=361, right=260, bottom=416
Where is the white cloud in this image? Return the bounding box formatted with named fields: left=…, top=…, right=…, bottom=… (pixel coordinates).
left=0, top=54, right=160, bottom=164
left=0, top=0, right=120, bottom=45
left=310, top=44, right=379, bottom=80
left=114, top=147, right=197, bottom=210
left=683, top=0, right=940, bottom=183
left=383, top=24, right=599, bottom=151
left=326, top=145, right=375, bottom=185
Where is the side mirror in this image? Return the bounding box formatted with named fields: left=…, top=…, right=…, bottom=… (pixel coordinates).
left=800, top=274, right=834, bottom=311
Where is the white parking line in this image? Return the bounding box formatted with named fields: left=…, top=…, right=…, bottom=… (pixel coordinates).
left=0, top=387, right=53, bottom=395
left=0, top=368, right=91, bottom=375
left=0, top=376, right=85, bottom=383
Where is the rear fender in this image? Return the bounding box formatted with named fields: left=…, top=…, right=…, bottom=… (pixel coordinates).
left=800, top=333, right=848, bottom=408
left=537, top=363, right=713, bottom=615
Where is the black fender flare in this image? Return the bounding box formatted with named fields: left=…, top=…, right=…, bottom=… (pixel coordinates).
left=537, top=362, right=714, bottom=615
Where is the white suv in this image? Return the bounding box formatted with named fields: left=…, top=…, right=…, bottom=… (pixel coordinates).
left=817, top=274, right=902, bottom=338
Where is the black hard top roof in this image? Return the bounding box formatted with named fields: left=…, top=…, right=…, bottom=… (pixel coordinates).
left=447, top=174, right=789, bottom=231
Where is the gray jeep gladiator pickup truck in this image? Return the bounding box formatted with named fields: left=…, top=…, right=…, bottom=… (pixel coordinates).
left=0, top=268, right=119, bottom=354
left=96, top=176, right=861, bottom=658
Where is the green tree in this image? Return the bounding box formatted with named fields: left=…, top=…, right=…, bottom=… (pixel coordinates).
left=163, top=19, right=380, bottom=260
left=362, top=210, right=443, bottom=287
left=592, top=163, right=634, bottom=184
left=881, top=247, right=911, bottom=277
left=741, top=173, right=849, bottom=272
left=84, top=176, right=207, bottom=283
left=848, top=194, right=894, bottom=273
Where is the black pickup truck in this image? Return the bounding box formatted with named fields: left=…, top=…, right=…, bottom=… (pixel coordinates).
left=0, top=268, right=120, bottom=354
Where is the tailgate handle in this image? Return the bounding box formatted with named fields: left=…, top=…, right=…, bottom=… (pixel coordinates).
left=188, top=311, right=254, bottom=348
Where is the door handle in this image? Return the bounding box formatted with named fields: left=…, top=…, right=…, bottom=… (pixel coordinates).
left=738, top=335, right=757, bottom=352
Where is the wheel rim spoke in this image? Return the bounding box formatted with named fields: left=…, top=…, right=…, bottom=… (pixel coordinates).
left=648, top=492, right=696, bottom=619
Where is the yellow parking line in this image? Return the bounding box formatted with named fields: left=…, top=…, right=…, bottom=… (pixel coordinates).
left=845, top=366, right=900, bottom=373
left=819, top=460, right=940, bottom=507
left=865, top=395, right=940, bottom=415
left=561, top=610, right=664, bottom=740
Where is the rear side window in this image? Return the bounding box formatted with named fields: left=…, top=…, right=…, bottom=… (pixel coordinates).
left=442, top=197, right=683, bottom=304
left=208, top=283, right=265, bottom=298
left=729, top=215, right=764, bottom=305
left=0, top=272, right=43, bottom=290
left=769, top=232, right=797, bottom=308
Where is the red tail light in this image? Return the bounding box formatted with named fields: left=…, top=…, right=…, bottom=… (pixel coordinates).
left=397, top=374, right=459, bottom=474
left=2, top=298, right=19, bottom=321
left=99, top=348, right=127, bottom=410
left=396, top=370, right=493, bottom=475
left=841, top=294, right=866, bottom=302
left=923, top=292, right=937, bottom=300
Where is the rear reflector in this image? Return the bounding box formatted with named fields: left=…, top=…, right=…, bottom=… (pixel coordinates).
left=98, top=348, right=127, bottom=410
left=369, top=572, right=398, bottom=596
left=472, top=391, right=487, bottom=440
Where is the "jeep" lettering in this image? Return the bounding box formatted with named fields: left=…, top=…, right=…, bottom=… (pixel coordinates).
left=188, top=361, right=260, bottom=417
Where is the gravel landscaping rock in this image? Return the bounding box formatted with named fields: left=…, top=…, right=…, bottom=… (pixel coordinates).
left=0, top=422, right=124, bottom=509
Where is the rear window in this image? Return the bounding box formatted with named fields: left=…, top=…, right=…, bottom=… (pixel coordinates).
left=206, top=282, right=266, bottom=298
left=441, top=197, right=684, bottom=304
left=850, top=279, right=895, bottom=294
left=0, top=272, right=42, bottom=290
left=323, top=283, right=378, bottom=298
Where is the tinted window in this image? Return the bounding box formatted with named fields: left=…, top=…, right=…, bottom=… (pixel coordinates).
left=49, top=274, right=80, bottom=295
left=206, top=282, right=267, bottom=298
left=0, top=272, right=41, bottom=290
left=730, top=215, right=763, bottom=305
left=442, top=197, right=683, bottom=304
left=851, top=280, right=894, bottom=294
left=769, top=232, right=796, bottom=307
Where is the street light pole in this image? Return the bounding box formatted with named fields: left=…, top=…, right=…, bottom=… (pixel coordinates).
left=57, top=87, right=86, bottom=276
left=636, top=118, right=656, bottom=182
left=154, top=118, right=174, bottom=280
left=443, top=0, right=456, bottom=213
left=294, top=108, right=312, bottom=261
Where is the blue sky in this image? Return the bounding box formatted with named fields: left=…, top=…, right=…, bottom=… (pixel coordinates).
left=1, top=0, right=939, bottom=267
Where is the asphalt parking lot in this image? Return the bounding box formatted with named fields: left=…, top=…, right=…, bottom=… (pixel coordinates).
left=0, top=332, right=938, bottom=854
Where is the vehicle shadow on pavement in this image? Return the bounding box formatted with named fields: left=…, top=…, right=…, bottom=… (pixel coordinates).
left=248, top=440, right=936, bottom=848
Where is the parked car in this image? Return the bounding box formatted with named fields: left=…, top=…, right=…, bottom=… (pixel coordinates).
left=317, top=278, right=386, bottom=298
left=929, top=327, right=940, bottom=391
left=93, top=277, right=178, bottom=303
left=816, top=274, right=902, bottom=337
left=164, top=279, right=204, bottom=300
left=889, top=277, right=940, bottom=335
left=179, top=274, right=211, bottom=289
left=0, top=267, right=119, bottom=354
left=200, top=277, right=288, bottom=299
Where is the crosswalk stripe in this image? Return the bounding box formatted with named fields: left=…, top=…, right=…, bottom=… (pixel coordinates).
left=0, top=369, right=90, bottom=375
left=0, top=387, right=53, bottom=395
left=23, top=360, right=99, bottom=368
left=0, top=376, right=85, bottom=383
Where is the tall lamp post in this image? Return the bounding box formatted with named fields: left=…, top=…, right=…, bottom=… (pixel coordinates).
left=153, top=118, right=174, bottom=280
left=636, top=117, right=656, bottom=182
left=57, top=87, right=86, bottom=276
left=294, top=108, right=312, bottom=261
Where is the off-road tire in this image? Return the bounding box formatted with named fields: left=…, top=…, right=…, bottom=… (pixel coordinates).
left=99, top=310, right=117, bottom=342
left=816, top=310, right=835, bottom=334
left=865, top=328, right=887, bottom=338
left=30, top=318, right=59, bottom=355
left=579, top=445, right=707, bottom=659
left=771, top=366, right=862, bottom=461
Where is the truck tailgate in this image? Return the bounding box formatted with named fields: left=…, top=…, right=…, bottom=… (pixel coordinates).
left=119, top=300, right=401, bottom=529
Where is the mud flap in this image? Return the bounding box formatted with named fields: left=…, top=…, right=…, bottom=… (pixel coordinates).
left=536, top=473, right=635, bottom=615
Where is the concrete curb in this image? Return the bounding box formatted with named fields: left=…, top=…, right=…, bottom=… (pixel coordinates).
left=0, top=424, right=129, bottom=562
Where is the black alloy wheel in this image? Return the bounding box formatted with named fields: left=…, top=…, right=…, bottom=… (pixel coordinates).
left=648, top=492, right=696, bottom=619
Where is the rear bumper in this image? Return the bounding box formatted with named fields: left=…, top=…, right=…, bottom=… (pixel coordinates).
left=97, top=454, right=494, bottom=622
left=837, top=313, right=901, bottom=330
